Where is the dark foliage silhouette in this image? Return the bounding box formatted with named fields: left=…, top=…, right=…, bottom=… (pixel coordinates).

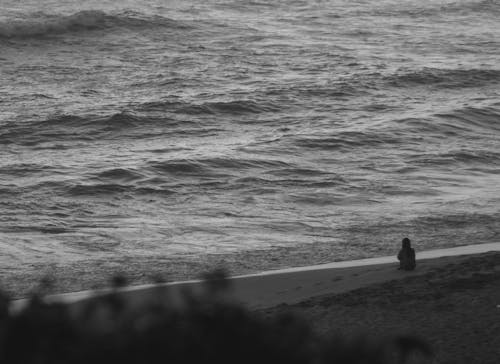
left=0, top=272, right=431, bottom=364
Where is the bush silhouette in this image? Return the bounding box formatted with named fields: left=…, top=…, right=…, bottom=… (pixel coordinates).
left=0, top=272, right=431, bottom=364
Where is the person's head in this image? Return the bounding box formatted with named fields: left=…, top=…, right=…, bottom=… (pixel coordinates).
left=402, top=237, right=411, bottom=249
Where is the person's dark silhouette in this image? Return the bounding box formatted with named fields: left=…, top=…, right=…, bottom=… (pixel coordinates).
left=397, top=237, right=416, bottom=271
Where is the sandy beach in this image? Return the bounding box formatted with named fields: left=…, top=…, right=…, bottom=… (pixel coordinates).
left=10, top=243, right=500, bottom=364
left=17, top=243, right=497, bottom=307
left=261, top=251, right=500, bottom=364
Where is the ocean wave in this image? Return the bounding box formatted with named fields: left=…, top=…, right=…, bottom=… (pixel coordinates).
left=66, top=183, right=176, bottom=197
left=148, top=160, right=210, bottom=177
left=264, top=82, right=368, bottom=100
left=0, top=109, right=223, bottom=146
left=409, top=150, right=500, bottom=167
left=293, top=131, right=401, bottom=151
left=147, top=158, right=290, bottom=177
left=0, top=112, right=178, bottom=145
left=232, top=175, right=344, bottom=190
left=97, top=112, right=173, bottom=130
left=205, top=158, right=290, bottom=170
left=440, top=0, right=500, bottom=15
left=286, top=193, right=349, bottom=206
left=387, top=68, right=500, bottom=89
left=6, top=177, right=177, bottom=197
left=440, top=150, right=500, bottom=165
left=394, top=105, right=500, bottom=136
left=393, top=117, right=462, bottom=137
left=368, top=0, right=500, bottom=18
left=35, top=114, right=89, bottom=128
left=39, top=112, right=177, bottom=130
left=177, top=100, right=281, bottom=115
left=0, top=117, right=87, bottom=146
left=0, top=163, right=51, bottom=176
left=95, top=168, right=146, bottom=183
left=67, top=183, right=132, bottom=196
left=435, top=106, right=500, bottom=132
left=140, top=99, right=281, bottom=116
left=0, top=10, right=187, bottom=39
left=0, top=225, right=73, bottom=234
left=267, top=168, right=332, bottom=177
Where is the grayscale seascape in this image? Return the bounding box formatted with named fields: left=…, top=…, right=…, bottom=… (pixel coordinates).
left=1, top=0, right=500, bottom=292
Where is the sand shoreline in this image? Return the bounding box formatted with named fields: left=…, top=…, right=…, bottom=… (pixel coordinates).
left=11, top=242, right=500, bottom=312
left=10, top=243, right=500, bottom=363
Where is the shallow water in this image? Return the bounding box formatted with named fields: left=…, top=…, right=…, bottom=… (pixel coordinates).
left=1, top=0, right=500, bottom=285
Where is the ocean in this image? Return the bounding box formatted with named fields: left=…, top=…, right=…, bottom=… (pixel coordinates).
left=1, top=0, right=499, bottom=294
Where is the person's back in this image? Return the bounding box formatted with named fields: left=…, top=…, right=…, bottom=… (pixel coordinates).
left=397, top=238, right=416, bottom=271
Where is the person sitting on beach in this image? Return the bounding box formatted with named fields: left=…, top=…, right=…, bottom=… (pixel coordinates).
left=397, top=237, right=416, bottom=271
